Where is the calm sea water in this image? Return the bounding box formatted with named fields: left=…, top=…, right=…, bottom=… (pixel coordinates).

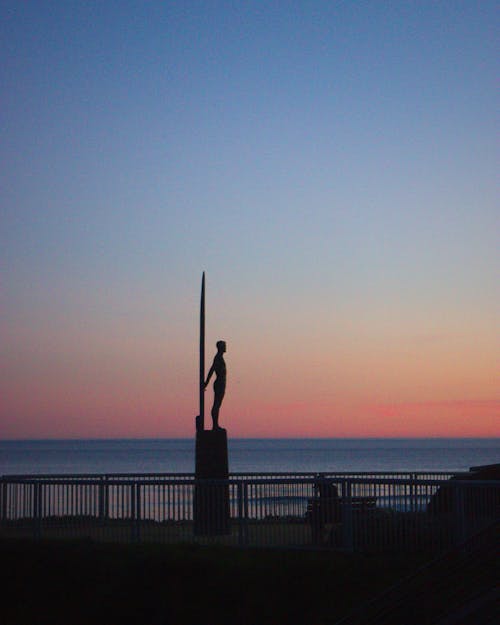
left=0, top=438, right=498, bottom=476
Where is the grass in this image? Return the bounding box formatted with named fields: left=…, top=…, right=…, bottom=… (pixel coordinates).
left=1, top=536, right=429, bottom=625
left=0, top=510, right=454, bottom=551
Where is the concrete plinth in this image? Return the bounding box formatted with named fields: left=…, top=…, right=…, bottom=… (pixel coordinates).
left=194, top=428, right=230, bottom=535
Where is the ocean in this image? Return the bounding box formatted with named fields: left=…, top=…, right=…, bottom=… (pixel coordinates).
left=0, top=438, right=498, bottom=476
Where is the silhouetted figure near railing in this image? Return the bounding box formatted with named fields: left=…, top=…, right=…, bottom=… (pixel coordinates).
left=204, top=340, right=226, bottom=430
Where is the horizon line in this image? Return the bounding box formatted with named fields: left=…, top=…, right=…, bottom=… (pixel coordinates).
left=1, top=435, right=498, bottom=442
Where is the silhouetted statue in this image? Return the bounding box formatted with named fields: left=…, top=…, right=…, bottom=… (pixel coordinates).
left=204, top=340, right=226, bottom=430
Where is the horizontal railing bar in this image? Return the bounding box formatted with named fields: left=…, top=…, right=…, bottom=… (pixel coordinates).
left=0, top=476, right=497, bottom=487
left=0, top=470, right=463, bottom=481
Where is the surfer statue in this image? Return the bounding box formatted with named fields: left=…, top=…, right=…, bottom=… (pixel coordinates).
left=204, top=340, right=226, bottom=430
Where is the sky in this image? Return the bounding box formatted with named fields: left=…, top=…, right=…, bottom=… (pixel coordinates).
left=1, top=1, right=498, bottom=439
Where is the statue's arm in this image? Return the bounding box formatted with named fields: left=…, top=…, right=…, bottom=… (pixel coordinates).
left=204, top=361, right=215, bottom=387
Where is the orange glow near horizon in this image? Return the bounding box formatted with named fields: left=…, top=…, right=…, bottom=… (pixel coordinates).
left=1, top=283, right=498, bottom=440
left=1, top=371, right=498, bottom=439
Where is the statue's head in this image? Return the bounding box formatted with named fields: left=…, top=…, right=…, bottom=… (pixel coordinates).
left=216, top=340, right=226, bottom=353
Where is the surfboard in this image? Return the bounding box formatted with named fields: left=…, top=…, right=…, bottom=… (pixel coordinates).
left=199, top=272, right=205, bottom=430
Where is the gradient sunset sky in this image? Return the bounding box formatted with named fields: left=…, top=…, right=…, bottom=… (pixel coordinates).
left=1, top=1, right=498, bottom=439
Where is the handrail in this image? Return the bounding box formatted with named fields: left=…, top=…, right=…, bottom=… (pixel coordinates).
left=1, top=470, right=463, bottom=480
left=0, top=475, right=495, bottom=487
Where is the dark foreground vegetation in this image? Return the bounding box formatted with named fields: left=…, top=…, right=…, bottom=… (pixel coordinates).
left=1, top=537, right=427, bottom=625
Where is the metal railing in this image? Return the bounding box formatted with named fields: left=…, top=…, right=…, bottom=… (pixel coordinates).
left=1, top=473, right=497, bottom=552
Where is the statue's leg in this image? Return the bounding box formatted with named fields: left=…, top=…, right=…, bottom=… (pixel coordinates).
left=211, top=396, right=221, bottom=429
left=211, top=386, right=225, bottom=429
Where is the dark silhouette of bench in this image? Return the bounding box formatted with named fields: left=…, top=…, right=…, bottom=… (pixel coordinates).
left=305, top=480, right=377, bottom=545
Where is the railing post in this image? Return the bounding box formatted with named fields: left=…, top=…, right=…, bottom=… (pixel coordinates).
left=237, top=482, right=249, bottom=547
left=98, top=477, right=104, bottom=522
left=341, top=480, right=353, bottom=552
left=243, top=482, right=249, bottom=546
left=105, top=477, right=109, bottom=519
left=453, top=483, right=466, bottom=547
left=33, top=482, right=42, bottom=540
left=410, top=473, right=417, bottom=513
left=0, top=480, right=7, bottom=524
left=98, top=476, right=109, bottom=525
left=131, top=483, right=141, bottom=543
left=311, top=475, right=322, bottom=547
left=237, top=482, right=243, bottom=546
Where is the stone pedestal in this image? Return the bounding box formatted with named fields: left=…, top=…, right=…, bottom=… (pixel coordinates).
left=194, top=428, right=230, bottom=535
